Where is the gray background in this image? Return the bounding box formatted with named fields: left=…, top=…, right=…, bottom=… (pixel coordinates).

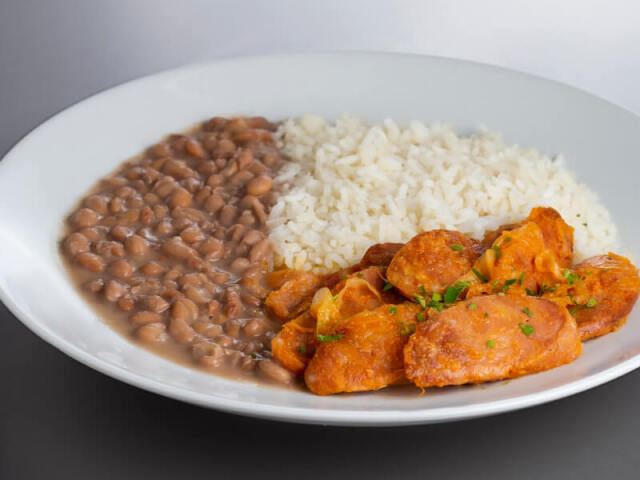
left=1, top=1, right=639, bottom=478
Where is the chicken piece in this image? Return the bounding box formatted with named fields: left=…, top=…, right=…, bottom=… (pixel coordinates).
left=386, top=230, right=480, bottom=298
left=480, top=207, right=573, bottom=267
left=404, top=295, right=582, bottom=387
left=265, top=270, right=322, bottom=321
left=271, top=311, right=317, bottom=375
left=312, top=276, right=384, bottom=335
left=525, top=207, right=574, bottom=268
left=566, top=254, right=640, bottom=341
left=465, top=221, right=565, bottom=298
left=305, top=303, right=422, bottom=395
left=359, top=243, right=404, bottom=268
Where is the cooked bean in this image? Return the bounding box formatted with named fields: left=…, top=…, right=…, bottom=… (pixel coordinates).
left=169, top=316, right=195, bottom=344
left=71, top=208, right=99, bottom=228
left=136, top=322, right=168, bottom=343
left=117, top=296, right=135, bottom=312
left=204, top=193, right=224, bottom=214
left=185, top=139, right=206, bottom=158
left=225, top=319, right=242, bottom=338
left=247, top=175, right=273, bottom=196
left=154, top=177, right=178, bottom=197
left=216, top=139, right=236, bottom=158
left=110, top=225, right=131, bottom=242
left=163, top=237, right=197, bottom=259
left=140, top=206, right=155, bottom=225
left=84, top=278, right=104, bottom=293
left=224, top=289, right=243, bottom=318
left=131, top=310, right=163, bottom=325
left=219, top=205, right=237, bottom=226
left=146, top=295, right=170, bottom=313
left=192, top=322, right=224, bottom=339
left=171, top=297, right=198, bottom=323
left=104, top=280, right=127, bottom=302
left=141, top=262, right=165, bottom=276
left=109, top=259, right=133, bottom=278
left=243, top=317, right=268, bottom=336
left=143, top=192, right=160, bottom=205
left=79, top=227, right=102, bottom=242
left=149, top=143, right=172, bottom=158
left=169, top=188, right=193, bottom=208
left=242, top=229, right=264, bottom=246
left=230, top=170, right=254, bottom=185
left=230, top=257, right=250, bottom=272
left=249, top=238, right=271, bottom=264
left=207, top=300, right=221, bottom=317
left=262, top=152, right=279, bottom=167
left=124, top=234, right=148, bottom=256
left=153, top=204, right=169, bottom=218
left=85, top=195, right=108, bottom=215
left=109, top=197, right=124, bottom=213
left=180, top=225, right=203, bottom=243
left=206, top=174, right=224, bottom=187
left=155, top=220, right=174, bottom=236
left=117, top=209, right=140, bottom=225
left=65, top=232, right=90, bottom=255
left=201, top=134, right=218, bottom=151
left=214, top=335, right=233, bottom=348
left=258, top=359, right=293, bottom=384
left=241, top=356, right=256, bottom=371
left=76, top=252, right=105, bottom=272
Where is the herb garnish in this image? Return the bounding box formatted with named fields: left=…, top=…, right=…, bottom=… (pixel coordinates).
left=413, top=293, right=427, bottom=309
left=505, top=236, right=512, bottom=242
left=416, top=311, right=426, bottom=323
left=486, top=339, right=496, bottom=348
left=562, top=269, right=579, bottom=285
left=472, top=267, right=488, bottom=283
left=468, top=303, right=478, bottom=310
left=383, top=282, right=394, bottom=291
left=398, top=322, right=416, bottom=335
left=518, top=272, right=525, bottom=286
left=519, top=323, right=534, bottom=336
left=586, top=298, right=597, bottom=308
left=356, top=273, right=364, bottom=279
left=492, top=245, right=502, bottom=259
left=316, top=333, right=344, bottom=342
left=388, top=306, right=398, bottom=315
left=444, top=281, right=470, bottom=304
left=450, top=244, right=464, bottom=252
left=418, top=285, right=427, bottom=296
left=522, top=307, right=534, bottom=317
left=297, top=345, right=306, bottom=354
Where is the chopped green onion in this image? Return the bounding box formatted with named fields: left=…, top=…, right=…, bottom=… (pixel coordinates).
left=505, top=237, right=512, bottom=242
left=332, top=294, right=339, bottom=302
left=586, top=298, right=597, bottom=308
left=382, top=282, right=394, bottom=291
left=486, top=339, right=496, bottom=348
left=518, top=272, right=525, bottom=286
left=472, top=268, right=488, bottom=283
left=432, top=292, right=442, bottom=302
left=356, top=273, right=364, bottom=279
left=468, top=303, right=478, bottom=310
left=413, top=294, right=427, bottom=309
left=497, top=292, right=505, bottom=296
left=316, top=333, right=344, bottom=342
left=297, top=345, right=306, bottom=354
left=484, top=312, right=489, bottom=318
left=562, top=269, right=579, bottom=285
left=522, top=307, right=534, bottom=317
left=450, top=244, right=464, bottom=252
left=444, top=281, right=470, bottom=304
left=418, top=285, right=427, bottom=296
left=388, top=306, right=398, bottom=315
left=416, top=311, right=426, bottom=323
left=519, top=323, right=534, bottom=336
left=492, top=245, right=502, bottom=259
left=398, top=322, right=415, bottom=335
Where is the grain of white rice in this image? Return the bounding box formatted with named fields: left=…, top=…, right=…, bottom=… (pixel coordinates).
left=268, top=114, right=619, bottom=273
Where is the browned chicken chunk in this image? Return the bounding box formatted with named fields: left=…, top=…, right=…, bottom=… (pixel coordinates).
left=271, top=311, right=317, bottom=375
left=305, top=303, right=421, bottom=395
left=404, top=295, right=582, bottom=387
left=386, top=230, right=480, bottom=298
left=359, top=243, right=404, bottom=268
left=569, top=254, right=640, bottom=340
left=265, top=270, right=322, bottom=321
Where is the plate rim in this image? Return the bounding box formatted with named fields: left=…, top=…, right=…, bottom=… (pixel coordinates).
left=1, top=51, right=639, bottom=426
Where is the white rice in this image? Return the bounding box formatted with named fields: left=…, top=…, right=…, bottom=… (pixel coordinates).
left=268, top=114, right=618, bottom=273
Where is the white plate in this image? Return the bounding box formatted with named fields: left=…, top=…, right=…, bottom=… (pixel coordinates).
left=1, top=52, right=639, bottom=426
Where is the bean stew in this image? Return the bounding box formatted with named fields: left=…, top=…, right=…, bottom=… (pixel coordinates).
left=61, top=116, right=296, bottom=385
